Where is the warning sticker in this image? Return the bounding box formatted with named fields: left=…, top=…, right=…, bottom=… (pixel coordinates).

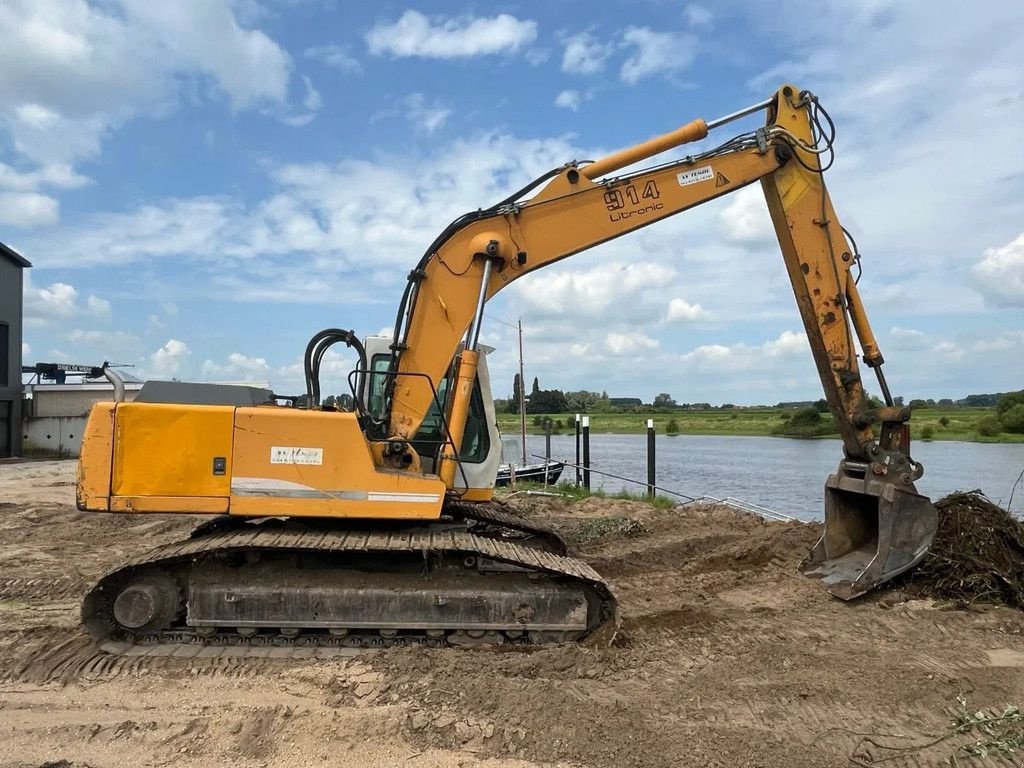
left=270, top=446, right=324, bottom=465
left=676, top=166, right=714, bottom=186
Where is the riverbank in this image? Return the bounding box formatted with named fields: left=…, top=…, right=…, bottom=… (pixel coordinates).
left=497, top=406, right=1024, bottom=443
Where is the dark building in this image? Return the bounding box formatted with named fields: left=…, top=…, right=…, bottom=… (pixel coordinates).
left=0, top=242, right=31, bottom=457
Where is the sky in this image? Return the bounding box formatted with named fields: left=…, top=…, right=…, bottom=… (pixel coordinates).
left=5, top=0, right=1024, bottom=406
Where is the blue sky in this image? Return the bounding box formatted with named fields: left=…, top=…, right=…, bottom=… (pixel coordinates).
left=5, top=0, right=1023, bottom=404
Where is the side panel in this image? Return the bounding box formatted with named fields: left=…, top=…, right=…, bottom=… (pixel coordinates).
left=229, top=407, right=444, bottom=519
left=112, top=403, right=235, bottom=498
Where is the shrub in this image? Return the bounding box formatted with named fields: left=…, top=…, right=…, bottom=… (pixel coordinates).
left=977, top=416, right=1002, bottom=437
left=666, top=418, right=680, bottom=434
left=921, top=425, right=935, bottom=440
left=771, top=406, right=839, bottom=437
left=938, top=416, right=950, bottom=427
left=1000, top=404, right=1024, bottom=434
left=996, top=390, right=1024, bottom=416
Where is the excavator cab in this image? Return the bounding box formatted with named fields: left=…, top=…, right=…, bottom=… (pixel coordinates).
left=802, top=459, right=938, bottom=599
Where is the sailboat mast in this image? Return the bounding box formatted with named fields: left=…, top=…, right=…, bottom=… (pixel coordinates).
left=518, top=318, right=527, bottom=465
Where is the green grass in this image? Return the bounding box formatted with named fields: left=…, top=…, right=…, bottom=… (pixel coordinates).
left=497, top=407, right=1024, bottom=443
left=500, top=480, right=677, bottom=509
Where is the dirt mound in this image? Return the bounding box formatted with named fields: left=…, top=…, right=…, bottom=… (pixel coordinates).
left=901, top=490, right=1024, bottom=608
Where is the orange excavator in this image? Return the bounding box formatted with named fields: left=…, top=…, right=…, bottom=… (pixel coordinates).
left=77, top=84, right=937, bottom=651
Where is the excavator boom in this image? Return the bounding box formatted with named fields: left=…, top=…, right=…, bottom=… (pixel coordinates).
left=381, top=84, right=937, bottom=597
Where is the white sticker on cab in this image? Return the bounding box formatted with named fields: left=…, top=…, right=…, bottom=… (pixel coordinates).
left=270, top=446, right=324, bottom=465
left=676, top=166, right=714, bottom=186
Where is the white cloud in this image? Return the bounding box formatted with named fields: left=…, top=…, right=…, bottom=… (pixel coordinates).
left=23, top=278, right=77, bottom=323
left=514, top=262, right=676, bottom=323
left=718, top=186, right=773, bottom=244
left=22, top=342, right=31, bottom=357
left=0, top=0, right=293, bottom=173
left=889, top=326, right=929, bottom=351
left=973, top=233, right=1024, bottom=307
left=86, top=294, right=110, bottom=318
left=561, top=31, right=611, bottom=75
left=684, top=5, right=713, bottom=28
left=149, top=339, right=191, bottom=378
left=0, top=161, right=89, bottom=192
left=366, top=11, right=537, bottom=59
left=554, top=90, right=594, bottom=112
left=66, top=328, right=139, bottom=349
left=304, top=44, right=361, bottom=74
left=119, top=2, right=292, bottom=110
left=0, top=191, right=59, bottom=227
left=665, top=297, right=707, bottom=322
left=301, top=75, right=322, bottom=112
left=31, top=133, right=588, bottom=277
left=202, top=351, right=270, bottom=380
left=606, top=332, right=658, bottom=356
left=620, top=27, right=697, bottom=84
left=403, top=93, right=450, bottom=134
left=679, top=331, right=808, bottom=373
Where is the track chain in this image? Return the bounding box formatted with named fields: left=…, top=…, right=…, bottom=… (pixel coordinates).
left=83, top=522, right=617, bottom=655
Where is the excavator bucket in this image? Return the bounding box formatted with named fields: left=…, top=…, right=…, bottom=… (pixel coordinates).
left=800, top=467, right=938, bottom=600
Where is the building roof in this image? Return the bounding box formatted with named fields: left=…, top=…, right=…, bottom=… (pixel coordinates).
left=0, top=241, right=32, bottom=268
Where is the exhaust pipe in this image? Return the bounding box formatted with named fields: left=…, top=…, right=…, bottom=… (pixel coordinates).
left=801, top=461, right=938, bottom=599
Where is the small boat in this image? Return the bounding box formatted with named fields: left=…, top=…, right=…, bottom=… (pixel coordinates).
left=496, top=436, right=564, bottom=487
left=496, top=459, right=564, bottom=487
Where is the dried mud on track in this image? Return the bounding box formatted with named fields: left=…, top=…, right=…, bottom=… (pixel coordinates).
left=2, top=460, right=1023, bottom=768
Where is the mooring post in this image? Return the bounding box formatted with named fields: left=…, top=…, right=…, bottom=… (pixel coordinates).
left=574, top=413, right=581, bottom=487
left=544, top=418, right=552, bottom=485
left=647, top=418, right=656, bottom=499
left=582, top=415, right=591, bottom=491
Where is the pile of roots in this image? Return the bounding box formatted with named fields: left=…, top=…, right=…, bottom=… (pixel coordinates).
left=902, top=491, right=1024, bottom=608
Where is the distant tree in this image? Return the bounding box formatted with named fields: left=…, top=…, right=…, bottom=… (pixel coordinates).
left=996, top=390, right=1024, bottom=416
left=908, top=399, right=928, bottom=410
left=926, top=398, right=936, bottom=407
left=511, top=374, right=523, bottom=414
left=814, top=398, right=829, bottom=413
left=959, top=393, right=1003, bottom=407
left=323, top=394, right=337, bottom=408
left=529, top=388, right=568, bottom=413
left=532, top=377, right=541, bottom=398
left=1000, top=404, right=1024, bottom=434
left=937, top=398, right=954, bottom=407
left=653, top=393, right=677, bottom=408
left=893, top=396, right=905, bottom=407
left=565, top=390, right=602, bottom=412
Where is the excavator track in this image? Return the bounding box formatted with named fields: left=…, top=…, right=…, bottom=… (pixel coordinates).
left=82, top=519, right=617, bottom=656
left=445, top=500, right=569, bottom=554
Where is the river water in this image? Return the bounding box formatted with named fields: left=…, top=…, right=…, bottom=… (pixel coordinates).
left=520, top=433, right=1024, bottom=521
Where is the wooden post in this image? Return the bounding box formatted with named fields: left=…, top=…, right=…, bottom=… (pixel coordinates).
left=582, top=415, right=591, bottom=491
left=646, top=418, right=656, bottom=499
left=574, top=413, right=581, bottom=487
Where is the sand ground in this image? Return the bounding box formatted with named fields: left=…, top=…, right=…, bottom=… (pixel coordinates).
left=1, top=459, right=1022, bottom=767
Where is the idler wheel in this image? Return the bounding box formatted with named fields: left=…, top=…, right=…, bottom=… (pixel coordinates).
left=110, top=571, right=180, bottom=633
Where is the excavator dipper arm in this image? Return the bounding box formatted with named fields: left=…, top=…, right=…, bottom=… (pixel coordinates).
left=383, top=84, right=937, bottom=598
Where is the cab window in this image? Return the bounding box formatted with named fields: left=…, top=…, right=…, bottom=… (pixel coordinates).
left=368, top=354, right=489, bottom=464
